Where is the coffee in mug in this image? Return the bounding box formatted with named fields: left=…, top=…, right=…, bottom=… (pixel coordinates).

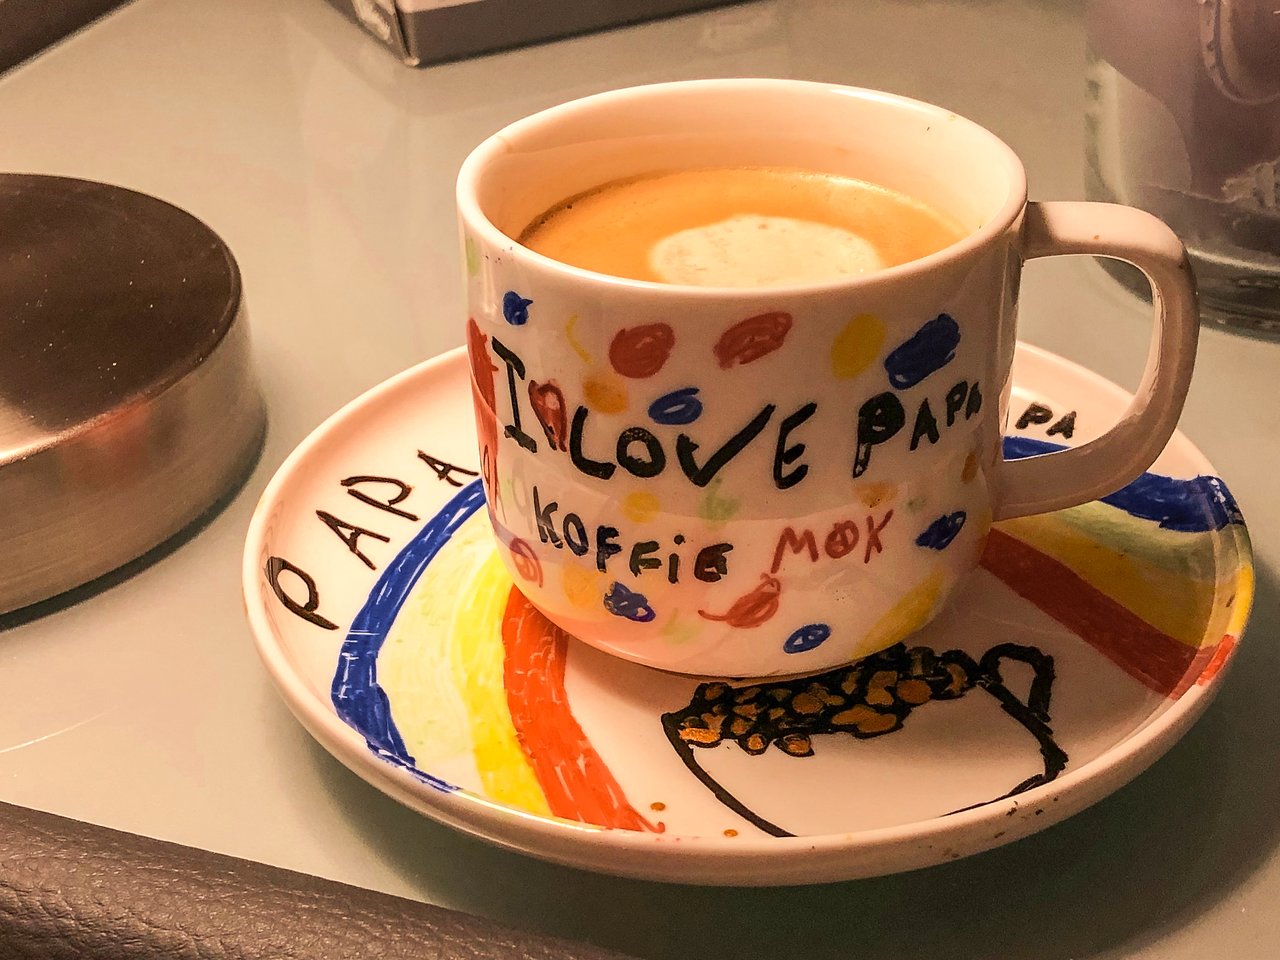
left=518, top=166, right=965, bottom=287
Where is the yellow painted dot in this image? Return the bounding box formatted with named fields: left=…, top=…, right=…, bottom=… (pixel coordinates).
left=464, top=236, right=480, bottom=277
left=583, top=372, right=628, bottom=413
left=622, top=491, right=661, bottom=523
left=962, top=450, right=979, bottom=482
left=831, top=313, right=885, bottom=380
left=857, top=570, right=945, bottom=656
left=563, top=564, right=603, bottom=609
left=856, top=481, right=898, bottom=508
left=724, top=829, right=739, bottom=838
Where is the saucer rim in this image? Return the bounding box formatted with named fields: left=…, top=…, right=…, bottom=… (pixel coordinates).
left=242, top=343, right=1254, bottom=884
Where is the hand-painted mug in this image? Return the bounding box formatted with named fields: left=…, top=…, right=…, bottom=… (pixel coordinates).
left=456, top=79, right=1198, bottom=678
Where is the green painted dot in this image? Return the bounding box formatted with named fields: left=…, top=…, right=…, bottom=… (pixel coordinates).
left=660, top=610, right=700, bottom=646
left=698, top=479, right=740, bottom=526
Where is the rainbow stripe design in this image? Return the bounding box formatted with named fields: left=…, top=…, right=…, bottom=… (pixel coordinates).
left=331, top=451, right=1249, bottom=831
left=987, top=438, right=1249, bottom=697
left=333, top=479, right=655, bottom=830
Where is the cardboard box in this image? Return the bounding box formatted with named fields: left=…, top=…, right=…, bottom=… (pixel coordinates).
left=325, top=0, right=742, bottom=67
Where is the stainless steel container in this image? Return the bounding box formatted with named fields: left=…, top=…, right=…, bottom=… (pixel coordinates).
left=0, top=175, right=264, bottom=614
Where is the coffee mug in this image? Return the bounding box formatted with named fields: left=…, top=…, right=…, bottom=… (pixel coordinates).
left=456, top=79, right=1198, bottom=678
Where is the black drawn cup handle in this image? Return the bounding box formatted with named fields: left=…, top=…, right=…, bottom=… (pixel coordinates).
left=960, top=643, right=1070, bottom=808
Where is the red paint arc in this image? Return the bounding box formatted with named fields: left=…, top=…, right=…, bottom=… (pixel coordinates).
left=979, top=528, right=1226, bottom=698
left=501, top=588, right=659, bottom=832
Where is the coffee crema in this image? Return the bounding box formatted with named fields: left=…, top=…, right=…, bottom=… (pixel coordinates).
left=517, top=166, right=966, bottom=287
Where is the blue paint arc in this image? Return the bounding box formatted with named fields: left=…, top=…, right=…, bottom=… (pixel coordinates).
left=1002, top=435, right=1243, bottom=532
left=331, top=478, right=488, bottom=793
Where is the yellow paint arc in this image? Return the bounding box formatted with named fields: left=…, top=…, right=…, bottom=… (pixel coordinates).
left=831, top=313, right=885, bottom=380
left=450, top=550, right=552, bottom=816
left=377, top=515, right=492, bottom=764
left=1224, top=563, right=1255, bottom=638
left=997, top=514, right=1219, bottom=647
left=565, top=314, right=593, bottom=363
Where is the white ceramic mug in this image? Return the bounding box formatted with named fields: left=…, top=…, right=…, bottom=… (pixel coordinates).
left=456, top=79, right=1198, bottom=677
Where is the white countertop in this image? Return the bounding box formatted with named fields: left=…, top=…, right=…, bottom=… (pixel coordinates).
left=1, top=1, right=1277, bottom=957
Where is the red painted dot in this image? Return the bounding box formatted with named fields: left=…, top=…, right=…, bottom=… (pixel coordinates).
left=508, top=537, right=543, bottom=587
left=713, top=311, right=792, bottom=368
left=609, top=323, right=675, bottom=378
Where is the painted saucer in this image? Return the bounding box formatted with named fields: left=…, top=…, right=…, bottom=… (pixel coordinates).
left=243, top=344, right=1253, bottom=886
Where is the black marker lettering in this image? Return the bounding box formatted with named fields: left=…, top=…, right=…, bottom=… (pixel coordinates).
left=490, top=336, right=538, bottom=452
left=773, top=401, right=817, bottom=490
left=316, top=510, right=389, bottom=570
left=616, top=426, right=666, bottom=478
left=1016, top=402, right=1053, bottom=430
left=342, top=476, right=419, bottom=521
left=569, top=406, right=617, bottom=480
left=945, top=381, right=969, bottom=426
left=853, top=392, right=905, bottom=478
left=629, top=540, right=662, bottom=577
left=562, top=512, right=589, bottom=556
left=595, top=525, right=622, bottom=572
left=676, top=405, right=775, bottom=488
left=265, top=557, right=338, bottom=630
left=532, top=486, right=562, bottom=547
left=910, top=398, right=941, bottom=450
left=694, top=543, right=734, bottom=583
left=1047, top=411, right=1076, bottom=439
left=416, top=451, right=479, bottom=488
left=965, top=380, right=983, bottom=419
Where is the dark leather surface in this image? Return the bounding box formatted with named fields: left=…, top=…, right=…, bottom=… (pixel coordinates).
left=0, top=801, right=635, bottom=959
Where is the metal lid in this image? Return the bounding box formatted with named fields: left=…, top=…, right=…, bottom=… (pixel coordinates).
left=0, top=174, right=264, bottom=614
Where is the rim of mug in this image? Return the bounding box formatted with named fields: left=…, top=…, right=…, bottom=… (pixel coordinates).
left=456, top=78, right=1029, bottom=297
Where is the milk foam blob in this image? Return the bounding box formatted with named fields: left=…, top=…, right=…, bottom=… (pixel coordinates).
left=649, top=214, right=884, bottom=287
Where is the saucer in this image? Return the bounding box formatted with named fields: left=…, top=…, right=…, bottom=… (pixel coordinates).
left=243, top=344, right=1252, bottom=886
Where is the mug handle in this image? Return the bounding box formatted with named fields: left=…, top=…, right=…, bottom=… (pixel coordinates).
left=994, top=201, right=1200, bottom=520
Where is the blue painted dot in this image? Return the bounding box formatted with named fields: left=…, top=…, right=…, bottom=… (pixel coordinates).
left=784, top=623, right=831, bottom=654
left=884, top=313, right=960, bottom=389
left=916, top=511, right=967, bottom=550
left=603, top=582, right=656, bottom=623
left=648, top=387, right=703, bottom=426
left=502, top=291, right=533, bottom=326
